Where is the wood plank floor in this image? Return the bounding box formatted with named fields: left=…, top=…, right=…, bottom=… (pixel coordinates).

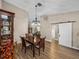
left=14, top=41, right=79, bottom=59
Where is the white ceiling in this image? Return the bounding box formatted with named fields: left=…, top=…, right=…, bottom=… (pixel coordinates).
left=4, top=0, right=79, bottom=18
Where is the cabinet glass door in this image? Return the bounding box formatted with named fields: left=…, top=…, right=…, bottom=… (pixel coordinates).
left=1, top=15, right=11, bottom=39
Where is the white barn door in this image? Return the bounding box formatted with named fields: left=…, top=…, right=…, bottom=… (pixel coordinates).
left=59, top=23, right=72, bottom=48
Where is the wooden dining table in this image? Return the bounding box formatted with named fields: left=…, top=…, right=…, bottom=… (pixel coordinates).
left=23, top=36, right=40, bottom=57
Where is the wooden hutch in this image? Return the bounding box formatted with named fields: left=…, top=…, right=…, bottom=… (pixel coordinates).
left=0, top=9, right=15, bottom=59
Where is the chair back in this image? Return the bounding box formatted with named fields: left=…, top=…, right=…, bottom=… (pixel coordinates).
left=39, top=37, right=46, bottom=48
left=20, top=36, right=26, bottom=47
left=25, top=33, right=28, bottom=38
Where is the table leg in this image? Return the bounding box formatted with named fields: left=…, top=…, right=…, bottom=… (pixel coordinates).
left=33, top=45, right=35, bottom=57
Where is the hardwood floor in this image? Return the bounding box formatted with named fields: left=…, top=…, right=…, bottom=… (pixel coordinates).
left=14, top=41, right=79, bottom=59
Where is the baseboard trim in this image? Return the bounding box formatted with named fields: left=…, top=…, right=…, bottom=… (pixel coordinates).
left=72, top=47, right=79, bottom=50
left=59, top=44, right=79, bottom=50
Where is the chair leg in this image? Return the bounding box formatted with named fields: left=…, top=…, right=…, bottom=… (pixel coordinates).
left=25, top=47, right=26, bottom=53
left=21, top=46, right=23, bottom=51
left=43, top=45, right=45, bottom=52
left=43, top=47, right=45, bottom=52
left=39, top=48, right=40, bottom=56
left=31, top=45, right=33, bottom=50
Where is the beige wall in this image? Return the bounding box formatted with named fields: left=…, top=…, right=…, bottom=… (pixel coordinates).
left=0, top=0, right=2, bottom=8
left=2, top=1, right=28, bottom=43
left=41, top=11, right=79, bottom=49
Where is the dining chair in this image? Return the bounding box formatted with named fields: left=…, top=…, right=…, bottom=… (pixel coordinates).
left=35, top=36, right=46, bottom=55
left=25, top=33, right=29, bottom=38
left=20, top=36, right=31, bottom=53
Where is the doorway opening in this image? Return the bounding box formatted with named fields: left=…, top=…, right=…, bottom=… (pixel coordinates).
left=51, top=24, right=59, bottom=43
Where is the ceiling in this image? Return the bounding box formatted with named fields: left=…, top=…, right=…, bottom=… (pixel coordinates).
left=3, top=0, right=79, bottom=18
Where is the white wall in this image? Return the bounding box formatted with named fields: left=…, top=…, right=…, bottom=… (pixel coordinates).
left=40, top=11, right=79, bottom=49
left=40, top=16, right=52, bottom=42
left=2, top=1, right=28, bottom=43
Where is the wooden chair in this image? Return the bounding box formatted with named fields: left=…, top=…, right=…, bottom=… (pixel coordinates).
left=25, top=33, right=33, bottom=40
left=20, top=36, right=31, bottom=53
left=25, top=33, right=29, bottom=38
left=35, top=37, right=46, bottom=55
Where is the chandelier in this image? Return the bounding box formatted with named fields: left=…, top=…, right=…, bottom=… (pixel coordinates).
left=32, top=3, right=42, bottom=25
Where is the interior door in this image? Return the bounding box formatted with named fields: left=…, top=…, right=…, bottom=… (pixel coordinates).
left=59, top=23, right=72, bottom=48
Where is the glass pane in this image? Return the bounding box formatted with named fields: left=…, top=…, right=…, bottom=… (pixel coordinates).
left=1, top=15, right=11, bottom=36
left=3, top=21, right=9, bottom=26
left=1, top=15, right=8, bottom=20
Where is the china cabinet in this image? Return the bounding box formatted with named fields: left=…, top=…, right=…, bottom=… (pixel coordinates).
left=0, top=9, right=15, bottom=59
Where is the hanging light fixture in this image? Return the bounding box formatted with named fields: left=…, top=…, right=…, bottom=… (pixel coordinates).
left=32, top=3, right=42, bottom=25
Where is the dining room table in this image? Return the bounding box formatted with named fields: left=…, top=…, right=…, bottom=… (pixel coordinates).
left=23, top=36, right=40, bottom=57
